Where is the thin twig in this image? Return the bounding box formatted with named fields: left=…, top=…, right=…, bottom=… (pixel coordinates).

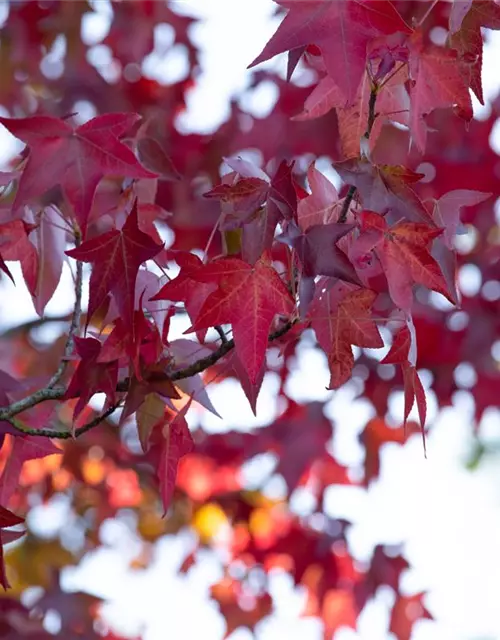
left=0, top=319, right=297, bottom=429
left=0, top=313, right=73, bottom=339
left=47, top=230, right=83, bottom=389
left=214, top=325, right=228, bottom=344
left=6, top=404, right=120, bottom=439
left=338, top=186, right=358, bottom=224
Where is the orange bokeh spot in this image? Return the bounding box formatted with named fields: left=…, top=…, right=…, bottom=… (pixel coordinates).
left=81, top=457, right=106, bottom=486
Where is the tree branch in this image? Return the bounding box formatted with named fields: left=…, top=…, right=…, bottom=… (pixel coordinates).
left=0, top=313, right=72, bottom=340
left=0, top=318, right=297, bottom=435
left=47, top=230, right=83, bottom=389
left=6, top=404, right=120, bottom=439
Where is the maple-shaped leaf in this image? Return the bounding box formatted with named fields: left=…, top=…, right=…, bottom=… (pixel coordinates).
left=380, top=322, right=426, bottom=434
left=408, top=33, right=473, bottom=152
left=353, top=211, right=452, bottom=312
left=390, top=592, right=432, bottom=640
left=204, top=176, right=270, bottom=227
left=136, top=136, right=181, bottom=181
left=147, top=401, right=194, bottom=514
left=450, top=0, right=500, bottom=103
left=120, top=360, right=180, bottom=426
left=297, top=163, right=339, bottom=230
left=249, top=0, right=411, bottom=104
left=0, top=434, right=60, bottom=507
left=150, top=251, right=216, bottom=343
left=309, top=281, right=383, bottom=389
left=98, top=307, right=162, bottom=381
left=0, top=505, right=24, bottom=590
left=209, top=157, right=298, bottom=264
left=281, top=220, right=360, bottom=284
left=430, top=189, right=491, bottom=248
left=63, top=336, right=118, bottom=422
left=333, top=158, right=433, bottom=224
left=189, top=255, right=295, bottom=384
left=0, top=113, right=156, bottom=235
left=0, top=219, right=38, bottom=296
left=242, top=159, right=300, bottom=264
left=66, top=202, right=162, bottom=331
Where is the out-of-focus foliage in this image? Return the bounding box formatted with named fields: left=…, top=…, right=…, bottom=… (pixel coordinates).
left=0, top=1, right=499, bottom=638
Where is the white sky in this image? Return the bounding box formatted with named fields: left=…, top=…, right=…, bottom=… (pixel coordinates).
left=2, top=2, right=500, bottom=639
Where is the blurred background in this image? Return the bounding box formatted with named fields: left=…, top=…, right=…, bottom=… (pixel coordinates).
left=0, top=1, right=500, bottom=639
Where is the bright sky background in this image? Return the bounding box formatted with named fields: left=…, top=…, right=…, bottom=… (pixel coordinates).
left=1, top=1, right=500, bottom=639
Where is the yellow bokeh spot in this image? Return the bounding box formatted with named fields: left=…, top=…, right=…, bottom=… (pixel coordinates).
left=192, top=503, right=228, bottom=543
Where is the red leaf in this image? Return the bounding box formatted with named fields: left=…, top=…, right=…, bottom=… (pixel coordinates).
left=353, top=211, right=452, bottom=312
left=189, top=255, right=295, bottom=383
left=148, top=402, right=194, bottom=514
left=0, top=220, right=38, bottom=295
left=380, top=325, right=411, bottom=365
left=430, top=189, right=491, bottom=248
left=334, top=159, right=432, bottom=224
left=0, top=505, right=25, bottom=590
left=408, top=34, right=473, bottom=152
left=27, top=205, right=66, bottom=316
left=63, top=336, right=118, bottom=422
left=66, top=202, right=163, bottom=331
left=309, top=281, right=383, bottom=389
left=0, top=435, right=60, bottom=507
left=249, top=0, right=411, bottom=104
left=402, top=363, right=427, bottom=435
left=150, top=251, right=216, bottom=342
left=390, top=592, right=432, bottom=640
left=450, top=0, right=500, bottom=103
left=0, top=113, right=156, bottom=235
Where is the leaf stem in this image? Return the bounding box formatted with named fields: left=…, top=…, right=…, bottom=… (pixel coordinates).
left=337, top=86, right=378, bottom=224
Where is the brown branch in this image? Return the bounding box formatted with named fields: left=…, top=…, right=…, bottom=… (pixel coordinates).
left=0, top=319, right=297, bottom=436
left=0, top=313, right=72, bottom=339
left=6, top=404, right=120, bottom=439
left=47, top=230, right=83, bottom=389
left=214, top=325, right=229, bottom=344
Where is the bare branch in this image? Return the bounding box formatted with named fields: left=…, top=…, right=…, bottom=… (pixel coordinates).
left=6, top=404, right=120, bottom=439
left=47, top=231, right=84, bottom=388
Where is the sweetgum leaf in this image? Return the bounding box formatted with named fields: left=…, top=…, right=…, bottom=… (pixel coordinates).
left=450, top=0, right=500, bottom=103
left=353, top=211, right=452, bottom=312
left=408, top=34, right=473, bottom=152
left=249, top=0, right=411, bottom=104
left=0, top=113, right=156, bottom=235
left=309, top=281, right=383, bottom=389
left=189, top=255, right=295, bottom=384
left=66, top=202, right=163, bottom=332
left=147, top=401, right=194, bottom=514
left=63, top=336, right=118, bottom=422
